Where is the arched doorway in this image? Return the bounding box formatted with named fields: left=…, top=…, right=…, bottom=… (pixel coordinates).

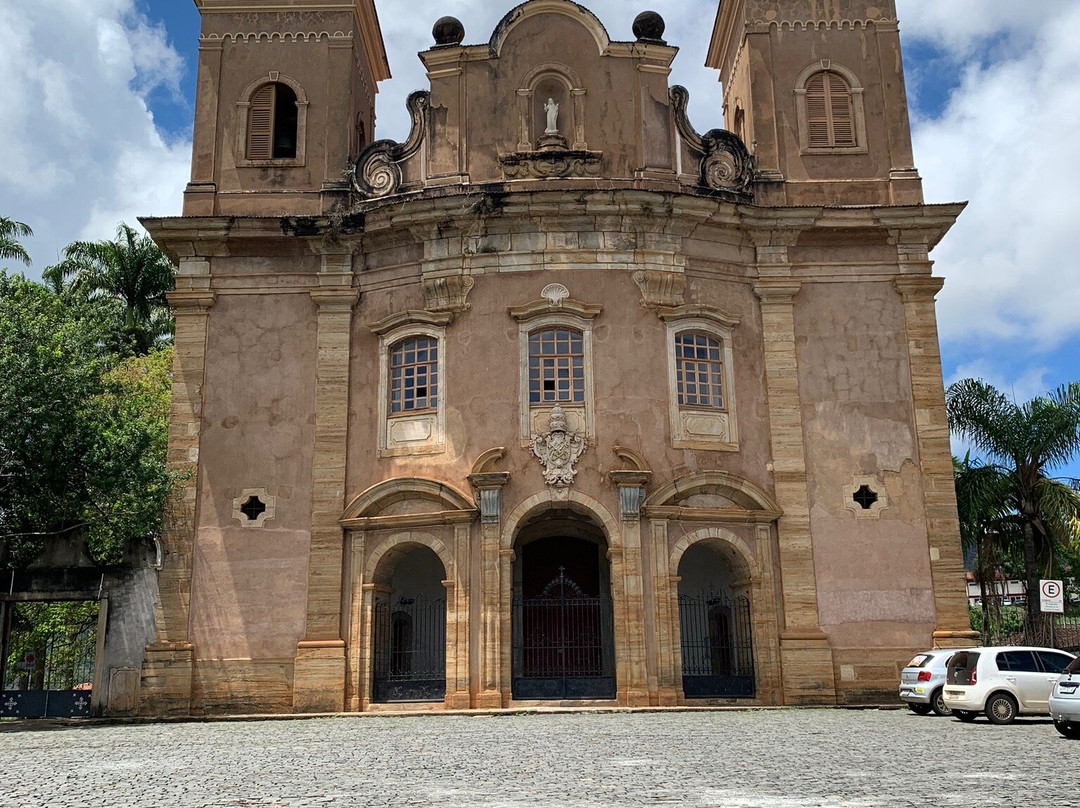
left=511, top=512, right=616, bottom=700
left=677, top=540, right=755, bottom=699
left=371, top=545, right=447, bottom=703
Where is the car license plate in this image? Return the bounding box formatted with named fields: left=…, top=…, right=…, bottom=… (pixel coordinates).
left=1061, top=682, right=1078, bottom=692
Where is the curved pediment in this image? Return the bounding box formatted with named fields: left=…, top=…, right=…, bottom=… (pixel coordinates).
left=644, top=471, right=782, bottom=521
left=341, top=478, right=477, bottom=526
left=490, top=0, right=612, bottom=57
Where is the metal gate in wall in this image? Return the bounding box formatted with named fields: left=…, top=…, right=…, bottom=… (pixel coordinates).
left=512, top=569, right=616, bottom=700
left=679, top=592, right=755, bottom=698
left=372, top=594, right=446, bottom=703
left=1, top=601, right=98, bottom=719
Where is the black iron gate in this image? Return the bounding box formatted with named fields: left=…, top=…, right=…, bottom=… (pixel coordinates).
left=372, top=594, right=446, bottom=703
left=679, top=592, right=755, bottom=698
left=1, top=601, right=98, bottom=718
left=512, top=569, right=616, bottom=700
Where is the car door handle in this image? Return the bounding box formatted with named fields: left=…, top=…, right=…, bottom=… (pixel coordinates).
left=1005, top=676, right=1017, bottom=683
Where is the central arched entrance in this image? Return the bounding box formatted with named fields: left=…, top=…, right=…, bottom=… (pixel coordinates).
left=511, top=512, right=616, bottom=700
left=371, top=545, right=447, bottom=703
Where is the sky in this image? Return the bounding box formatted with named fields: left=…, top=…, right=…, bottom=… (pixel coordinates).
left=1, top=0, right=1079, bottom=480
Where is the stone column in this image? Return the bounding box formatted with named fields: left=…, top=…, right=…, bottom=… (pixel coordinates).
left=357, top=582, right=389, bottom=711
left=445, top=520, right=473, bottom=709
left=140, top=271, right=215, bottom=716
left=184, top=40, right=223, bottom=215
left=468, top=472, right=510, bottom=708
left=293, top=255, right=358, bottom=713
left=649, top=519, right=681, bottom=705
left=754, top=274, right=837, bottom=704
left=895, top=275, right=978, bottom=647
left=344, top=530, right=365, bottom=712
left=498, top=547, right=515, bottom=705
left=612, top=472, right=651, bottom=706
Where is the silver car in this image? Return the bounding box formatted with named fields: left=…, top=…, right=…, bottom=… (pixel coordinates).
left=899, top=650, right=955, bottom=716
left=1050, top=655, right=1080, bottom=739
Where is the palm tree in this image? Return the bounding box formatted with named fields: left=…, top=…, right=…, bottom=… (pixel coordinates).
left=0, top=217, right=33, bottom=266
left=947, top=379, right=1080, bottom=643
left=47, top=223, right=175, bottom=356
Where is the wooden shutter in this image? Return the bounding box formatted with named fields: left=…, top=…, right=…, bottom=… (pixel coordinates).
left=247, top=84, right=275, bottom=160
left=805, top=73, right=830, bottom=147
left=827, top=73, right=856, bottom=147
left=806, top=71, right=856, bottom=148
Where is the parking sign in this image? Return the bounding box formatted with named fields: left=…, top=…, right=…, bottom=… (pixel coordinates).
left=1040, top=579, right=1065, bottom=614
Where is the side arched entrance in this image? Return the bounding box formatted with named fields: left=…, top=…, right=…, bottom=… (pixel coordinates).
left=371, top=544, right=447, bottom=703
left=676, top=540, right=755, bottom=698
left=511, top=510, right=616, bottom=700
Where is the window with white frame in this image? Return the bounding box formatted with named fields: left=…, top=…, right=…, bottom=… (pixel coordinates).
left=675, top=331, right=725, bottom=410
left=509, top=288, right=601, bottom=444
left=370, top=312, right=451, bottom=457
left=389, top=336, right=439, bottom=414
left=529, top=328, right=585, bottom=405
left=661, top=307, right=740, bottom=450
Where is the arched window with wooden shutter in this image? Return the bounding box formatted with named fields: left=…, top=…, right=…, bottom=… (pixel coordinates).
left=805, top=71, right=855, bottom=148
left=246, top=82, right=299, bottom=161
left=796, top=63, right=865, bottom=154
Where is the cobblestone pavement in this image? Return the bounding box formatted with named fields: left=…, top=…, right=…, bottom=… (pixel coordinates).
left=1, top=709, right=1077, bottom=807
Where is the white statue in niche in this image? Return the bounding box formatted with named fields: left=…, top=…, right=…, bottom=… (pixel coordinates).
left=544, top=97, right=560, bottom=135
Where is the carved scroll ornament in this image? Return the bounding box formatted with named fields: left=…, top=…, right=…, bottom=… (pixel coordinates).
left=353, top=91, right=429, bottom=199
left=670, top=85, right=754, bottom=196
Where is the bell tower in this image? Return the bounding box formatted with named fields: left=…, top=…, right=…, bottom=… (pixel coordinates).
left=707, top=0, right=922, bottom=206
left=184, top=0, right=390, bottom=217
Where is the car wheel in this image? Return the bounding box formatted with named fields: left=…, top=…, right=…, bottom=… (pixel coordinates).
left=1054, top=719, right=1080, bottom=740
left=984, top=693, right=1019, bottom=725
left=954, top=710, right=977, bottom=723
left=931, top=689, right=952, bottom=717
left=908, top=703, right=932, bottom=716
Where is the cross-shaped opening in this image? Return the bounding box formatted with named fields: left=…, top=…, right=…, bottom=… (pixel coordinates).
left=853, top=485, right=879, bottom=510
left=240, top=496, right=267, bottom=522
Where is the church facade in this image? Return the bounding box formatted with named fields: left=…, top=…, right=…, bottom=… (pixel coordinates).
left=139, top=0, right=976, bottom=716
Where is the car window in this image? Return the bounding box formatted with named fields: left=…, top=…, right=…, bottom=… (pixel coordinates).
left=997, top=650, right=1039, bottom=672
left=947, top=651, right=979, bottom=684
left=1067, top=657, right=1080, bottom=674
left=1037, top=651, right=1075, bottom=673
left=907, top=654, right=932, bottom=668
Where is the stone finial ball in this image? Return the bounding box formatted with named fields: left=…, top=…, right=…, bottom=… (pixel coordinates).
left=633, top=11, right=666, bottom=43
left=432, top=16, right=465, bottom=47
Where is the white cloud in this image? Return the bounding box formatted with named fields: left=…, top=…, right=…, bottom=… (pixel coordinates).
left=901, top=0, right=1080, bottom=349
left=0, top=0, right=190, bottom=272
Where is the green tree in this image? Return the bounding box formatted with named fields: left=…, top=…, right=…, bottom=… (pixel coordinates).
left=947, top=379, right=1080, bottom=642
left=45, top=223, right=175, bottom=356
left=0, top=272, right=172, bottom=568
left=0, top=217, right=33, bottom=266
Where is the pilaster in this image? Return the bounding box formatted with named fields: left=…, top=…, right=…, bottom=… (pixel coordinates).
left=140, top=279, right=215, bottom=716
left=293, top=254, right=359, bottom=713
left=612, top=470, right=651, bottom=705
left=468, top=469, right=511, bottom=709
left=754, top=245, right=837, bottom=704
left=894, top=275, right=978, bottom=648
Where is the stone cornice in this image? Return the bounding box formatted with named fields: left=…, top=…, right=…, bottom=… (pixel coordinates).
left=340, top=509, right=478, bottom=531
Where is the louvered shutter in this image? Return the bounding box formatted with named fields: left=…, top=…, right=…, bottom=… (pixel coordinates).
left=827, top=73, right=856, bottom=147
left=247, top=84, right=275, bottom=160
left=805, top=73, right=830, bottom=148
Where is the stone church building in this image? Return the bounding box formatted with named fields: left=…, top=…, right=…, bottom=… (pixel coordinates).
left=139, top=0, right=975, bottom=715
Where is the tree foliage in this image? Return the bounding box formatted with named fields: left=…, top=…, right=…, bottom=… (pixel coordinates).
left=0, top=216, right=33, bottom=266
left=947, top=378, right=1080, bottom=641
left=0, top=272, right=173, bottom=568
left=45, top=222, right=175, bottom=357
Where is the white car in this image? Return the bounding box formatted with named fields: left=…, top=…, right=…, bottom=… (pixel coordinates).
left=1049, top=655, right=1080, bottom=739
left=943, top=646, right=1076, bottom=724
